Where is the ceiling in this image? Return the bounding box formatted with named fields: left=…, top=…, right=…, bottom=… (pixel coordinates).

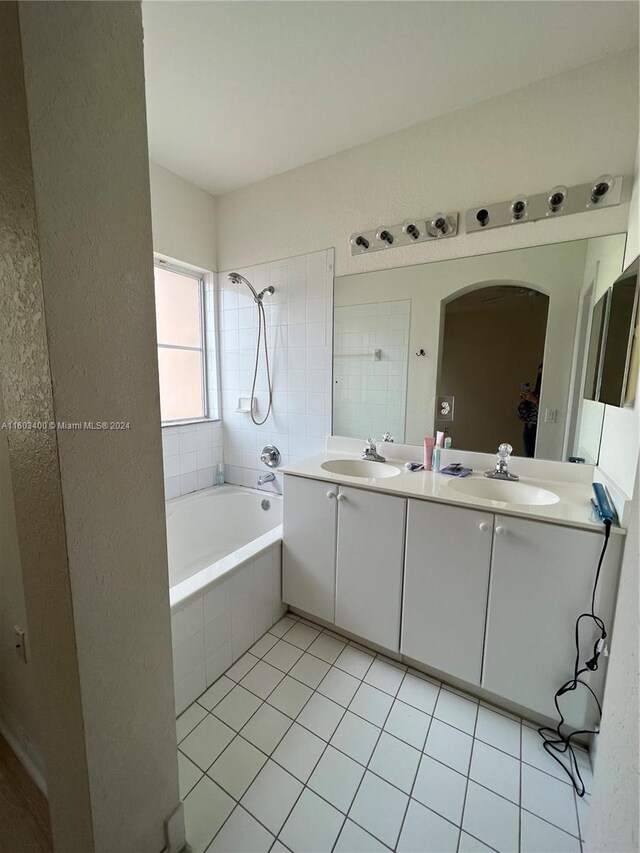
left=142, top=1, right=639, bottom=196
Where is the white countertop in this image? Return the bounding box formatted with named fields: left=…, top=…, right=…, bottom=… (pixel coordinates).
left=280, top=450, right=626, bottom=535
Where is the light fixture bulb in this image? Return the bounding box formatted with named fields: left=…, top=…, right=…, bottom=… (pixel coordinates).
left=376, top=229, right=394, bottom=245
left=590, top=175, right=614, bottom=204
left=548, top=186, right=567, bottom=213
left=511, top=197, right=528, bottom=221
left=428, top=214, right=449, bottom=237
left=350, top=234, right=370, bottom=250
left=402, top=221, right=420, bottom=240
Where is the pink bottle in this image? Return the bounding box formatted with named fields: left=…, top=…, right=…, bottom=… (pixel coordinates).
left=423, top=437, right=435, bottom=471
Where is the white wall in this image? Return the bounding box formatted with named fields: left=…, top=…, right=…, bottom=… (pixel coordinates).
left=150, top=160, right=217, bottom=272
left=215, top=51, right=637, bottom=278
left=149, top=162, right=225, bottom=498
left=587, top=144, right=639, bottom=853
left=219, top=250, right=333, bottom=489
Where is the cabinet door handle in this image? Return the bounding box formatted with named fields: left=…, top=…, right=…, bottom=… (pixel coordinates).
left=478, top=521, right=491, bottom=533
left=495, top=525, right=507, bottom=536
left=336, top=493, right=346, bottom=502
left=327, top=491, right=337, bottom=499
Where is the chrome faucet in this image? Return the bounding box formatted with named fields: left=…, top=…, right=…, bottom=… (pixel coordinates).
left=362, top=438, right=386, bottom=463
left=258, top=472, right=275, bottom=487
left=381, top=432, right=394, bottom=443
left=485, top=443, right=519, bottom=481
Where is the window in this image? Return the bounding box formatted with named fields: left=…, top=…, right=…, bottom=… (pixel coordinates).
left=154, top=262, right=208, bottom=423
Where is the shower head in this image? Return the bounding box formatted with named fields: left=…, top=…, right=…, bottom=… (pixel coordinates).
left=228, top=272, right=274, bottom=303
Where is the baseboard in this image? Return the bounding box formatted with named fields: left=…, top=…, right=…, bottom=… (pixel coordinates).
left=0, top=708, right=47, bottom=795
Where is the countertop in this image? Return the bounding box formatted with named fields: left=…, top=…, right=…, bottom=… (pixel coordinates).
left=280, top=451, right=626, bottom=535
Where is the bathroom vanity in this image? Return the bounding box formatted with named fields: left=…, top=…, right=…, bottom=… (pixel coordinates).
left=281, top=443, right=625, bottom=730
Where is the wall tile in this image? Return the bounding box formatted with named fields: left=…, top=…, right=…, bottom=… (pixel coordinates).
left=175, top=663, right=207, bottom=715
left=172, top=597, right=204, bottom=647
left=163, top=419, right=223, bottom=498
left=218, top=249, right=333, bottom=488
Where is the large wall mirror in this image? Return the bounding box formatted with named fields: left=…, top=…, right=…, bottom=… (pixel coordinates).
left=333, top=234, right=627, bottom=463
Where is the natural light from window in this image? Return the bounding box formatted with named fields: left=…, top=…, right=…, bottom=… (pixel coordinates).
left=154, top=264, right=206, bottom=422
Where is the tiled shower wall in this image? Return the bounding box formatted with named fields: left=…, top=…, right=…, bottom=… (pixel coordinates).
left=162, top=420, right=224, bottom=499
left=162, top=276, right=224, bottom=499
left=333, top=299, right=410, bottom=442
left=218, top=249, right=334, bottom=489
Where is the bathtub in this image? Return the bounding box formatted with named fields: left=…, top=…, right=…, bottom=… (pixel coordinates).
left=167, top=485, right=285, bottom=714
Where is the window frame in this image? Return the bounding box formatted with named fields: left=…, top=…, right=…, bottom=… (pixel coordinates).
left=154, top=258, right=216, bottom=427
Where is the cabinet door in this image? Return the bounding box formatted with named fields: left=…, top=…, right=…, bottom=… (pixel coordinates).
left=282, top=475, right=337, bottom=622
left=335, top=487, right=406, bottom=650
left=402, top=500, right=494, bottom=685
left=483, top=515, right=621, bottom=727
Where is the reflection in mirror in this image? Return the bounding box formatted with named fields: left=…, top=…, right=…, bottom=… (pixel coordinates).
left=333, top=234, right=626, bottom=462
left=599, top=257, right=639, bottom=406
left=583, top=290, right=610, bottom=402
left=435, top=286, right=550, bottom=458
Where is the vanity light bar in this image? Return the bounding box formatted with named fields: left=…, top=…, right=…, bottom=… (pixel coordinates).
left=466, top=175, right=623, bottom=234
left=350, top=212, right=459, bottom=256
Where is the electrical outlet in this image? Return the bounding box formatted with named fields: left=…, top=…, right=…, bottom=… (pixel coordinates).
left=544, top=408, right=557, bottom=423
left=14, top=627, right=27, bottom=663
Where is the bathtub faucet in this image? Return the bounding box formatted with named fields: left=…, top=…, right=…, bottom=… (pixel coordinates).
left=258, top=472, right=276, bottom=488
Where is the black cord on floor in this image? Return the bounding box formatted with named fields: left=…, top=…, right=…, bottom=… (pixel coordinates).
left=538, top=519, right=611, bottom=797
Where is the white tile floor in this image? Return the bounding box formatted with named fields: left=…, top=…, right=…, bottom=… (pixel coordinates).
left=177, top=613, right=593, bottom=853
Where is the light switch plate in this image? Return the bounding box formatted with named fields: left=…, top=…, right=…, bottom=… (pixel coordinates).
left=14, top=627, right=26, bottom=663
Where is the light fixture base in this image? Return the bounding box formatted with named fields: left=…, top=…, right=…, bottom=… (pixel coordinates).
left=350, top=212, right=458, bottom=256
left=466, top=175, right=623, bottom=233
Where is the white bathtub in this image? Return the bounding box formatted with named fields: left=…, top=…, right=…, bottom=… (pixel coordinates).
left=167, top=484, right=282, bottom=604
left=167, top=485, right=285, bottom=714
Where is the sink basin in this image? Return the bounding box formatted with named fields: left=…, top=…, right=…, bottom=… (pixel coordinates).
left=321, top=459, right=400, bottom=479
left=445, top=477, right=559, bottom=506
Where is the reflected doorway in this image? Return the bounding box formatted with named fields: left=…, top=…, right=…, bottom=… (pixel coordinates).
left=436, top=284, right=550, bottom=457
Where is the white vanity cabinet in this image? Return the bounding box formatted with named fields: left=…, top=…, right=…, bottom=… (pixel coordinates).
left=482, top=514, right=621, bottom=727
left=335, top=486, right=406, bottom=650
left=402, top=499, right=494, bottom=685
left=282, top=475, right=406, bottom=649
left=282, top=475, right=337, bottom=623
left=283, top=468, right=623, bottom=727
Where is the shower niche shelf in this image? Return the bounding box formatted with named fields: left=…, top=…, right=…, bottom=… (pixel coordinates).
left=236, top=396, right=257, bottom=414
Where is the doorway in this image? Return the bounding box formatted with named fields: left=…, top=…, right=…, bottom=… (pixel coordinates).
left=436, top=284, right=550, bottom=456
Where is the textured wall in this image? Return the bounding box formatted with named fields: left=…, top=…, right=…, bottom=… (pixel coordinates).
left=14, top=2, right=180, bottom=850
left=0, top=5, right=94, bottom=849
left=215, top=51, right=637, bottom=277
left=0, top=390, right=44, bottom=786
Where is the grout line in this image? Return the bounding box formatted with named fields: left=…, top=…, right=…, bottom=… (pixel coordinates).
left=271, top=667, right=358, bottom=850
left=395, top=675, right=442, bottom=849
left=455, top=690, right=480, bottom=852
left=518, top=717, right=523, bottom=852
left=183, top=613, right=586, bottom=851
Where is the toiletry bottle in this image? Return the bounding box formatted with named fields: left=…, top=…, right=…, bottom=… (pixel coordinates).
left=436, top=431, right=445, bottom=448
left=444, top=436, right=452, bottom=449
left=216, top=463, right=225, bottom=486
left=432, top=445, right=441, bottom=472
left=423, top=437, right=435, bottom=471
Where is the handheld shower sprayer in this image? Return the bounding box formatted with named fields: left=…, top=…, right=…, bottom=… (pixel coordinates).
left=228, top=272, right=275, bottom=426
left=228, top=272, right=274, bottom=304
